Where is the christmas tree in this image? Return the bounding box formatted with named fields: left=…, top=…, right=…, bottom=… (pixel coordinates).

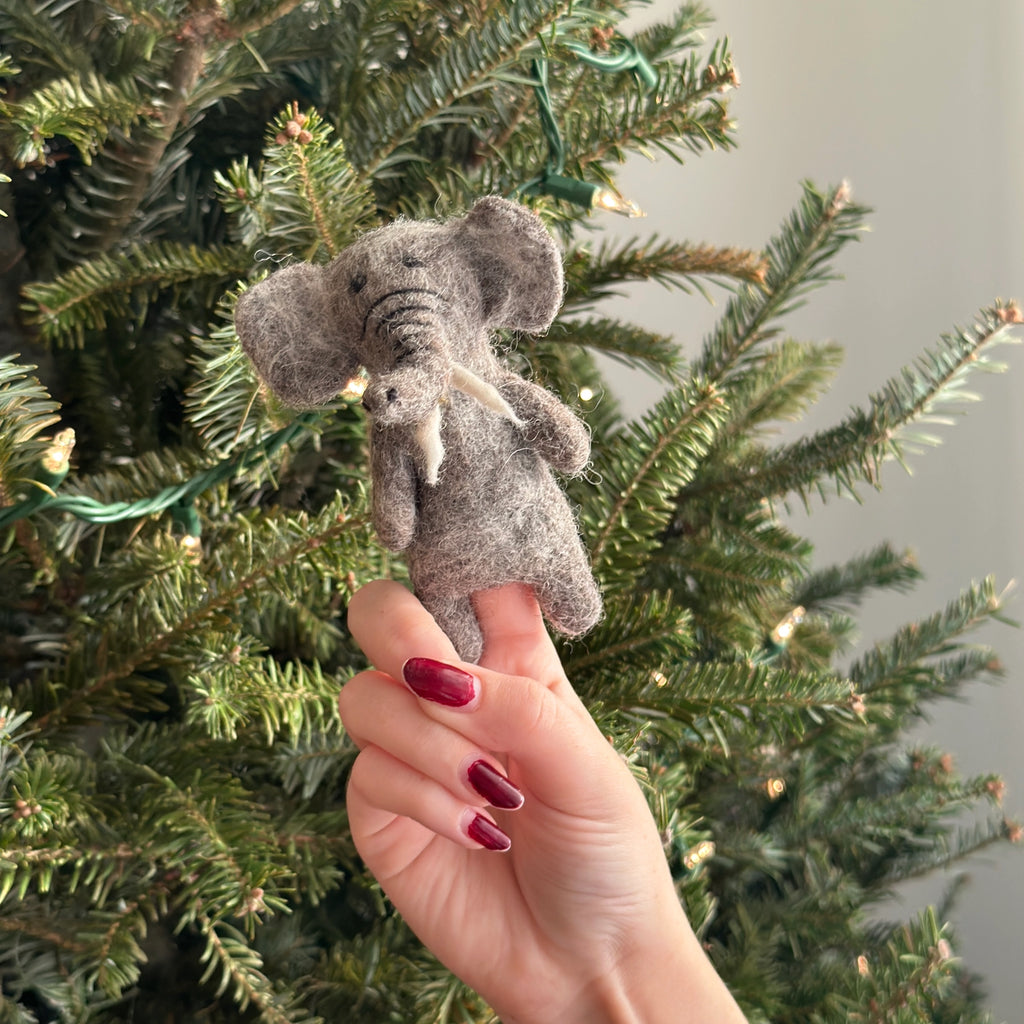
left=0, top=1, right=1020, bottom=1021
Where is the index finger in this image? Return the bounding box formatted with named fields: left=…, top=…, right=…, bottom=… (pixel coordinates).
left=347, top=580, right=460, bottom=683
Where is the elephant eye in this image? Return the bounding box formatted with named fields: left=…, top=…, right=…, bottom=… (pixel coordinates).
left=349, top=273, right=367, bottom=293
left=401, top=254, right=425, bottom=268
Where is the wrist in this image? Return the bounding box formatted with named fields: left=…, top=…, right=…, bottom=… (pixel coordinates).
left=553, top=920, right=746, bottom=1024
left=574, top=926, right=698, bottom=1024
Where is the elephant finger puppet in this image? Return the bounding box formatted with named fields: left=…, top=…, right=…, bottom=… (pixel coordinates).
left=235, top=196, right=602, bottom=662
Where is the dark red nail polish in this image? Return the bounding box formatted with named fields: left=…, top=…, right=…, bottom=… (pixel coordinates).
left=467, top=760, right=524, bottom=810
left=466, top=812, right=511, bottom=852
left=402, top=657, right=477, bottom=707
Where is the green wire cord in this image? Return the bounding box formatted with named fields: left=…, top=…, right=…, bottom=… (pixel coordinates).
left=0, top=414, right=317, bottom=531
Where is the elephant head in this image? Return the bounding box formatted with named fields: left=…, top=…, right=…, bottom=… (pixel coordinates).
left=235, top=196, right=565, bottom=438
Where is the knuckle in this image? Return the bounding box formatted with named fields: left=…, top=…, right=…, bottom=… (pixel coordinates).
left=485, top=674, right=561, bottom=747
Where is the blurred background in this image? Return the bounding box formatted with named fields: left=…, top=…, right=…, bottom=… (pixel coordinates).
left=594, top=2, right=1024, bottom=1019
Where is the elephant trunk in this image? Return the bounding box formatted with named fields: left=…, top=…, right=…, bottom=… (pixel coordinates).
left=359, top=289, right=523, bottom=486
left=361, top=288, right=451, bottom=425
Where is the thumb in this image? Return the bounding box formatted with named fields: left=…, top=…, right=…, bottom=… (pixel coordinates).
left=473, top=584, right=575, bottom=699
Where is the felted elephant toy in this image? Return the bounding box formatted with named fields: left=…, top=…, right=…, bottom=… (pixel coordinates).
left=235, top=195, right=602, bottom=662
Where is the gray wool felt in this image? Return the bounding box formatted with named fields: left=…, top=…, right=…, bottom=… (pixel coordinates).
left=235, top=196, right=602, bottom=661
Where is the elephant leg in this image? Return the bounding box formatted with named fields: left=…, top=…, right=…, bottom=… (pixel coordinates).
left=420, top=590, right=484, bottom=664
left=534, top=547, right=603, bottom=640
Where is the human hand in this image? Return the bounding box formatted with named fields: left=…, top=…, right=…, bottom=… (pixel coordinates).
left=339, top=580, right=746, bottom=1024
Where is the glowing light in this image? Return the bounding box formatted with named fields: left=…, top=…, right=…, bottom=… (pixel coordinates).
left=593, top=188, right=646, bottom=218
left=180, top=534, right=203, bottom=563
left=771, top=605, right=805, bottom=644
left=683, top=840, right=716, bottom=870
left=342, top=375, right=368, bottom=400
left=534, top=173, right=645, bottom=218
left=42, top=428, right=76, bottom=474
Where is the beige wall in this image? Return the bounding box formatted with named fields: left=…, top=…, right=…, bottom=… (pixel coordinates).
left=595, top=3, right=1024, bottom=1019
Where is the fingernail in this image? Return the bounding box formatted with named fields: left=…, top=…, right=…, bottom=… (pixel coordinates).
left=402, top=657, right=477, bottom=708
left=465, top=811, right=511, bottom=852
left=467, top=759, right=524, bottom=810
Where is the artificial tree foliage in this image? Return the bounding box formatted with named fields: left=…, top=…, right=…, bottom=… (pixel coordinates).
left=0, top=2, right=1020, bottom=1021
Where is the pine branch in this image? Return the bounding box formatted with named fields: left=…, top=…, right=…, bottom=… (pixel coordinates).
left=643, top=500, right=811, bottom=660
left=876, top=815, right=1016, bottom=887
left=562, top=235, right=767, bottom=310
left=217, top=106, right=378, bottom=260
left=0, top=933, right=92, bottom=1021
left=1, top=715, right=345, bottom=1018
left=683, top=303, right=1021, bottom=508
left=582, top=379, right=727, bottom=591
left=185, top=642, right=344, bottom=744
left=197, top=915, right=323, bottom=1024
left=230, top=0, right=307, bottom=37
left=127, top=762, right=277, bottom=925
left=274, top=733, right=350, bottom=801
left=185, top=296, right=271, bottom=455
left=0, top=72, right=142, bottom=167
left=797, top=772, right=1003, bottom=863
left=352, top=0, right=569, bottom=177
left=566, top=36, right=739, bottom=171
left=21, top=241, right=252, bottom=348
left=0, top=0, right=93, bottom=78
left=74, top=900, right=154, bottom=998
left=831, top=908, right=958, bottom=1024
left=710, top=339, right=845, bottom=445
left=604, top=659, right=857, bottom=751
left=848, top=577, right=1007, bottom=696
left=564, top=588, right=695, bottom=694
left=547, top=315, right=682, bottom=380
left=667, top=528, right=804, bottom=608
left=786, top=580, right=1007, bottom=776
left=0, top=838, right=142, bottom=909
left=792, top=543, right=923, bottom=614
left=0, top=357, right=62, bottom=504
left=0, top=906, right=89, bottom=954
left=87, top=2, right=215, bottom=253
left=693, top=181, right=869, bottom=384
left=31, top=498, right=371, bottom=734
left=629, top=3, right=717, bottom=60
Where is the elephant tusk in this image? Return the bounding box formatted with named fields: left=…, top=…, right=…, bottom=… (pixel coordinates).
left=417, top=365, right=522, bottom=486
left=450, top=364, right=524, bottom=427
left=416, top=403, right=445, bottom=486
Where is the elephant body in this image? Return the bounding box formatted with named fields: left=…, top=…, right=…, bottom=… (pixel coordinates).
left=372, top=357, right=601, bottom=661
left=236, top=196, right=603, bottom=661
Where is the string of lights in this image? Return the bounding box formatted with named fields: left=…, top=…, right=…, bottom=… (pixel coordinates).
left=518, top=37, right=656, bottom=217
left=0, top=414, right=316, bottom=536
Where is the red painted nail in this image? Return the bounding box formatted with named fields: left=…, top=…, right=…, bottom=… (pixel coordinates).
left=465, top=812, right=511, bottom=852
left=467, top=760, right=524, bottom=810
left=402, top=658, right=476, bottom=708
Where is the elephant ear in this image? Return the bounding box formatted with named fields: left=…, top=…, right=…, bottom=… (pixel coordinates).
left=458, top=196, right=564, bottom=333
left=235, top=263, right=360, bottom=407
